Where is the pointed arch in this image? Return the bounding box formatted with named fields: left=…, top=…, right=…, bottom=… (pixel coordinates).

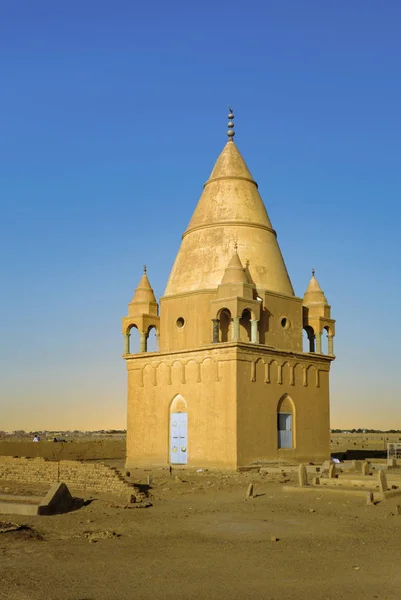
left=277, top=394, right=295, bottom=449
left=218, top=308, right=232, bottom=342
left=170, top=394, right=187, bottom=413
left=239, top=308, right=252, bottom=342
left=169, top=395, right=188, bottom=465
left=303, top=325, right=315, bottom=353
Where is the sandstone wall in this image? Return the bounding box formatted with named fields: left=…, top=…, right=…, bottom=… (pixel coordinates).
left=0, top=457, right=142, bottom=501
left=0, top=440, right=125, bottom=461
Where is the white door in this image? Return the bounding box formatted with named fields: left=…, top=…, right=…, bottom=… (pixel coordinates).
left=170, top=412, right=188, bottom=464
left=278, top=413, right=292, bottom=448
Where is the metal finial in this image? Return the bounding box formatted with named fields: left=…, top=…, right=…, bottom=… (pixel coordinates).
left=227, top=106, right=235, bottom=141
left=312, top=268, right=315, bottom=277
left=143, top=264, right=147, bottom=274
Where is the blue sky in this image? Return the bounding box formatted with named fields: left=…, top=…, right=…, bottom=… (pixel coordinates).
left=1, top=0, right=400, bottom=431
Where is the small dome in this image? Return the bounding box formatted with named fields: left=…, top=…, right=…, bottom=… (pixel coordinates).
left=220, top=248, right=250, bottom=285
left=128, top=267, right=158, bottom=318
left=303, top=270, right=328, bottom=306
left=131, top=268, right=157, bottom=305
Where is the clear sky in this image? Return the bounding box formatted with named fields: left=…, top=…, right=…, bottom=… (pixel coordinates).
left=1, top=1, right=400, bottom=431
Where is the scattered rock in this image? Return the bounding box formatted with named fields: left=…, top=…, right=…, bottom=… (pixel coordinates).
left=84, top=530, right=121, bottom=542
left=0, top=522, right=22, bottom=534
left=309, top=508, right=315, bottom=513
left=270, top=536, right=279, bottom=542
left=0, top=522, right=43, bottom=541
left=123, top=500, right=152, bottom=509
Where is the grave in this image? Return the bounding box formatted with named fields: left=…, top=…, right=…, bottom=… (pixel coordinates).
left=0, top=483, right=83, bottom=516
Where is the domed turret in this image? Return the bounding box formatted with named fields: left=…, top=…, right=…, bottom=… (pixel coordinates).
left=303, top=269, right=328, bottom=307
left=128, top=266, right=158, bottom=317
left=303, top=270, right=335, bottom=355
left=122, top=267, right=160, bottom=354
left=220, top=245, right=249, bottom=285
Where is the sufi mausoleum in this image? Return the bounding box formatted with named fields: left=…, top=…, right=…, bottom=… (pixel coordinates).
left=122, top=110, right=335, bottom=470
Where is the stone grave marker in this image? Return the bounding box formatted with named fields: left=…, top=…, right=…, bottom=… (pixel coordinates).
left=298, top=464, right=308, bottom=487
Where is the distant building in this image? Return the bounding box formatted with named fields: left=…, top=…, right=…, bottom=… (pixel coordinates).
left=122, top=110, right=335, bottom=469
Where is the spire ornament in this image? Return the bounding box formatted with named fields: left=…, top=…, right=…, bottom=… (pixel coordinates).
left=143, top=265, right=147, bottom=274
left=227, top=106, right=235, bottom=141
left=312, top=268, right=315, bottom=277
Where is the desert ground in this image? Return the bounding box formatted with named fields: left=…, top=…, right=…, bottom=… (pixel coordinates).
left=1, top=436, right=401, bottom=600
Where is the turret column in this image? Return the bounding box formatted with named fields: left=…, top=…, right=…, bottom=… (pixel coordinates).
left=315, top=331, right=322, bottom=354
left=139, top=332, right=147, bottom=353
left=232, top=317, right=240, bottom=340
left=124, top=332, right=130, bottom=354
left=156, top=332, right=160, bottom=352
left=328, top=335, right=334, bottom=356
left=212, top=319, right=220, bottom=343
left=251, top=319, right=259, bottom=344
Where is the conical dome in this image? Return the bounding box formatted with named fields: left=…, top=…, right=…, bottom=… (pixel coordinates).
left=303, top=271, right=328, bottom=306
left=165, top=134, right=294, bottom=297
left=220, top=248, right=250, bottom=285
left=128, top=268, right=158, bottom=317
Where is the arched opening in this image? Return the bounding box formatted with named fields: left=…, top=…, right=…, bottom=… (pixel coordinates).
left=147, top=325, right=158, bottom=352
left=303, top=326, right=315, bottom=353
left=277, top=395, right=295, bottom=449
left=169, top=394, right=188, bottom=465
left=240, top=309, right=252, bottom=342
left=321, top=327, right=329, bottom=355
left=219, top=309, right=232, bottom=342
left=127, top=325, right=140, bottom=354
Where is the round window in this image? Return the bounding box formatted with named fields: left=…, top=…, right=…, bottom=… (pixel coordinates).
left=281, top=317, right=290, bottom=329
left=176, top=317, right=185, bottom=329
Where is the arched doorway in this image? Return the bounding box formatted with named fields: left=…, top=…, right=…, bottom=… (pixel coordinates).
left=169, top=395, right=188, bottom=465
left=277, top=395, right=295, bottom=449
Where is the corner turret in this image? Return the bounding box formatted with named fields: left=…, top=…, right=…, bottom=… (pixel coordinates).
left=122, top=267, right=160, bottom=353
left=303, top=270, right=335, bottom=355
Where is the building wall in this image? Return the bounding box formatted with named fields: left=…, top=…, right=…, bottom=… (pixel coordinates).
left=126, top=346, right=238, bottom=469
left=236, top=347, right=331, bottom=465
left=160, top=285, right=305, bottom=354
left=260, top=291, right=304, bottom=351
left=125, top=343, right=332, bottom=469
left=0, top=457, right=144, bottom=500
left=159, top=291, right=216, bottom=352
left=0, top=440, right=125, bottom=461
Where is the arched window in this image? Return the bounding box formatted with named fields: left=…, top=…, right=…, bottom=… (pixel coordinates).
left=321, top=327, right=329, bottom=355
left=240, top=309, right=252, bottom=342
left=127, top=324, right=140, bottom=353
left=147, top=325, right=158, bottom=352
left=219, top=309, right=232, bottom=342
left=303, top=326, right=315, bottom=353
left=277, top=395, right=295, bottom=449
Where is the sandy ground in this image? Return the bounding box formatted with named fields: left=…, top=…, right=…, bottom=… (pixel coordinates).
left=1, top=466, right=401, bottom=600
